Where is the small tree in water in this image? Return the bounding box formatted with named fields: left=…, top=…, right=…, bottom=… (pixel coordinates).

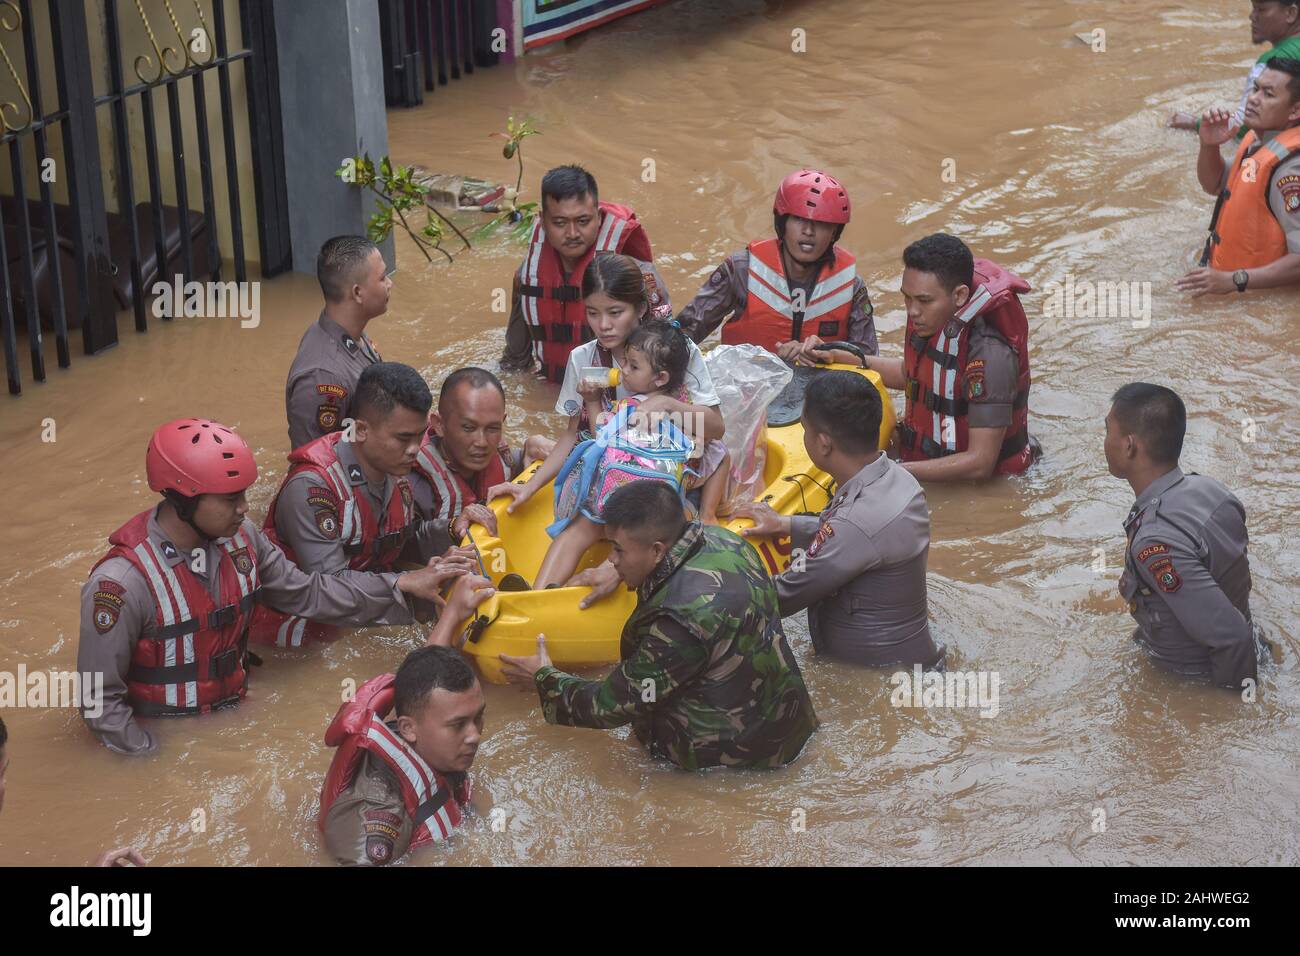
left=477, top=115, right=541, bottom=241
left=336, top=154, right=473, bottom=264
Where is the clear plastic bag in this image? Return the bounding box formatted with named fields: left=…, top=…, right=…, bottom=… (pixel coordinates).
left=702, top=344, right=794, bottom=511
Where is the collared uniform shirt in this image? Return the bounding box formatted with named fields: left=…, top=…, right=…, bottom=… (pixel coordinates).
left=1118, top=467, right=1257, bottom=689
left=273, top=440, right=451, bottom=568
left=286, top=312, right=383, bottom=449
left=777, top=453, right=941, bottom=668
left=77, top=512, right=415, bottom=755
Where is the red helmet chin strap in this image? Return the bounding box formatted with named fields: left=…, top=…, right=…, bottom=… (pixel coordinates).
left=161, top=490, right=218, bottom=543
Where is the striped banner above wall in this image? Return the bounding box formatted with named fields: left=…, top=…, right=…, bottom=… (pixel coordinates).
left=517, top=0, right=671, bottom=52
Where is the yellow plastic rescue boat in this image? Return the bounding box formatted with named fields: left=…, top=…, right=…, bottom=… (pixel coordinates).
left=461, top=361, right=894, bottom=683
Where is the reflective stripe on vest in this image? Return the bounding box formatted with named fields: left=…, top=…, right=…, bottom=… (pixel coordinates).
left=126, top=528, right=260, bottom=710
left=746, top=253, right=856, bottom=322
left=414, top=442, right=465, bottom=523
left=925, top=285, right=991, bottom=453
left=364, top=716, right=459, bottom=843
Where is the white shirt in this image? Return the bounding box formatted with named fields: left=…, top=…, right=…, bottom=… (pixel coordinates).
left=554, top=339, right=721, bottom=418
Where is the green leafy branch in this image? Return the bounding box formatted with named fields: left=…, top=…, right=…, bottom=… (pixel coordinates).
left=336, top=154, right=473, bottom=264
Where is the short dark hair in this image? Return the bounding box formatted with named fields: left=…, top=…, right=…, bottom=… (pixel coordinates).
left=1111, top=382, right=1186, bottom=465
left=803, top=371, right=882, bottom=455
left=317, top=235, right=380, bottom=303
left=541, top=164, right=599, bottom=208
left=394, top=645, right=478, bottom=718
left=354, top=362, right=432, bottom=423
left=1264, top=56, right=1300, bottom=102
left=439, top=367, right=505, bottom=408
left=602, top=481, right=687, bottom=544
left=626, top=320, right=691, bottom=393
left=903, top=233, right=975, bottom=293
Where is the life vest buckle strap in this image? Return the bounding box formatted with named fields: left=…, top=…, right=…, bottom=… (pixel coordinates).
left=208, top=647, right=243, bottom=679
left=926, top=347, right=960, bottom=370
left=155, top=618, right=201, bottom=641
left=519, top=283, right=544, bottom=298
left=550, top=323, right=575, bottom=344
left=920, top=436, right=957, bottom=459
left=921, top=388, right=967, bottom=417
left=127, top=661, right=200, bottom=685
left=551, top=285, right=581, bottom=302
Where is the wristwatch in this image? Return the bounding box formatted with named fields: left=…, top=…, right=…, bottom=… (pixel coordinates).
left=1233, top=269, right=1249, bottom=293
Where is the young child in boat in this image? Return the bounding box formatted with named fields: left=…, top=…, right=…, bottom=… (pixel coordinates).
left=486, top=253, right=729, bottom=590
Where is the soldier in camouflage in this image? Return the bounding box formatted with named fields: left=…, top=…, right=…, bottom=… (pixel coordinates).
left=500, top=480, right=818, bottom=770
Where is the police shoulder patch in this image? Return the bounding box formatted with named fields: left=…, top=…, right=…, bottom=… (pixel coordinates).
left=317, top=404, right=340, bottom=431
left=228, top=547, right=253, bottom=577
left=315, top=509, right=340, bottom=539
left=1278, top=173, right=1300, bottom=212
left=808, top=521, right=834, bottom=557
left=317, top=382, right=347, bottom=400
left=1147, top=556, right=1182, bottom=593
left=92, top=579, right=126, bottom=634
left=965, top=372, right=985, bottom=401
left=1137, top=542, right=1169, bottom=562
left=365, top=834, right=394, bottom=864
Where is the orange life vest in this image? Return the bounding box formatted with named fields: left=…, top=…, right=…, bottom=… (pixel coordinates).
left=721, top=238, right=856, bottom=352
left=318, top=674, right=471, bottom=854
left=897, top=258, right=1034, bottom=476
left=519, top=201, right=653, bottom=383
left=1205, top=127, right=1300, bottom=270
left=94, top=511, right=262, bottom=717
left=247, top=433, right=413, bottom=648
left=411, top=432, right=508, bottom=522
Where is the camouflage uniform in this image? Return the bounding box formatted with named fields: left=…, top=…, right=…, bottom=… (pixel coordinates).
left=533, top=522, right=818, bottom=770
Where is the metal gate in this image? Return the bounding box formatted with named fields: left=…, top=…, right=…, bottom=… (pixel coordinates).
left=379, top=0, right=502, bottom=108
left=0, top=0, right=288, bottom=396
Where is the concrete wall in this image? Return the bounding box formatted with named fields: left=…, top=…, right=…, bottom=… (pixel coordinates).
left=275, top=0, right=394, bottom=274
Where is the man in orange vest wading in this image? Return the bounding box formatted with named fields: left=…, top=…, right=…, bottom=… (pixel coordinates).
left=1180, top=56, right=1300, bottom=296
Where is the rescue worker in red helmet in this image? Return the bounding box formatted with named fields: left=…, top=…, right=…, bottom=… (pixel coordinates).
left=76, top=419, right=468, bottom=755
left=500, top=164, right=670, bottom=383
left=676, top=168, right=878, bottom=361
left=813, top=233, right=1038, bottom=480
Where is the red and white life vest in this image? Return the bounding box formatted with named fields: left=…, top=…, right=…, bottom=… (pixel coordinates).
left=519, top=200, right=653, bottom=383
left=898, top=258, right=1034, bottom=476
left=721, top=238, right=857, bottom=352
left=247, top=432, right=413, bottom=648
left=93, top=510, right=262, bottom=717
left=318, top=674, right=471, bottom=851
left=412, top=432, right=508, bottom=522
left=1205, top=127, right=1300, bottom=270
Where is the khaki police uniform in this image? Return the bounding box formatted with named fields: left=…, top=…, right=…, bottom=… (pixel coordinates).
left=776, top=452, right=942, bottom=668
left=1119, top=467, right=1259, bottom=689
left=77, top=512, right=417, bottom=755
left=275, top=440, right=452, bottom=568
left=285, top=312, right=382, bottom=449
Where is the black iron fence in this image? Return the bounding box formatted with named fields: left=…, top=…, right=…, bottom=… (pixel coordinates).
left=379, top=0, right=502, bottom=108
left=0, top=0, right=288, bottom=396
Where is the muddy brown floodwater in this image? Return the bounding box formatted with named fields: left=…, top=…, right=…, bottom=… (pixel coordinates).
left=1, top=0, right=1297, bottom=866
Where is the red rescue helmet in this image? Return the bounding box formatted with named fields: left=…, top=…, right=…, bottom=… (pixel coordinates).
left=146, top=418, right=258, bottom=497
left=773, top=169, right=851, bottom=225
